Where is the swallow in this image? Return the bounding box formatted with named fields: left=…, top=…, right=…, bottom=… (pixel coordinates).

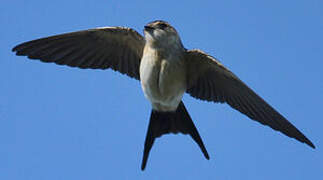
left=12, top=20, right=315, bottom=170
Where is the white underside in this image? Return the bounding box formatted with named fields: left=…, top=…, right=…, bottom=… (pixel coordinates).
left=139, top=48, right=186, bottom=112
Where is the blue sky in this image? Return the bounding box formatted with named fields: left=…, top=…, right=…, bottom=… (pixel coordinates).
left=1, top=0, right=322, bottom=179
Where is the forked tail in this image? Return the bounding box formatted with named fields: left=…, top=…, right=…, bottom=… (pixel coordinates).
left=141, top=101, right=209, bottom=170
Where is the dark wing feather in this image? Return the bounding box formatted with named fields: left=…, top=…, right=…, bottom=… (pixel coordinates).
left=12, top=27, right=145, bottom=80
left=185, top=49, right=315, bottom=148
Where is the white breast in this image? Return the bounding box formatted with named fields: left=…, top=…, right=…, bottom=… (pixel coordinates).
left=139, top=46, right=186, bottom=112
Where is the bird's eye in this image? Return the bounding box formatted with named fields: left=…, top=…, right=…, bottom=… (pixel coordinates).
left=158, top=23, right=168, bottom=29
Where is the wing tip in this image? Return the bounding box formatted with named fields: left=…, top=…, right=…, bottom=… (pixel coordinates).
left=12, top=43, right=26, bottom=55
left=12, top=45, right=19, bottom=52
left=305, top=140, right=315, bottom=149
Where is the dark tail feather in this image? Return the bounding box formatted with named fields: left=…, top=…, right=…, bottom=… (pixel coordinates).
left=141, top=101, right=209, bottom=170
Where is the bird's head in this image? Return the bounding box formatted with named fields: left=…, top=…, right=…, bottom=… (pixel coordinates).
left=144, top=20, right=183, bottom=49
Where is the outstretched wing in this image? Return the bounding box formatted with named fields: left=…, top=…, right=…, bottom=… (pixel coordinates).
left=12, top=27, right=145, bottom=80
left=185, top=49, right=315, bottom=148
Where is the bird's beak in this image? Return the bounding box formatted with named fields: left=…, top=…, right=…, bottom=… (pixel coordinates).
left=144, top=25, right=154, bottom=32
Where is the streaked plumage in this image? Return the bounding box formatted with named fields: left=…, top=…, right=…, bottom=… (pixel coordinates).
left=12, top=20, right=315, bottom=170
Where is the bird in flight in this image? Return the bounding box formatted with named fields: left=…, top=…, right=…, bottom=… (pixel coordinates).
left=12, top=20, right=315, bottom=170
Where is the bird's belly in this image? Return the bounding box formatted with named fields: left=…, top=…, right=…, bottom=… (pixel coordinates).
left=140, top=56, right=186, bottom=112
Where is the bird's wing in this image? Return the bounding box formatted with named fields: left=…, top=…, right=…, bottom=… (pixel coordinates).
left=185, top=49, right=315, bottom=148
left=12, top=27, right=145, bottom=80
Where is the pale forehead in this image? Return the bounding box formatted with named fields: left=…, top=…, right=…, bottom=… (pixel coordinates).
left=147, top=20, right=170, bottom=26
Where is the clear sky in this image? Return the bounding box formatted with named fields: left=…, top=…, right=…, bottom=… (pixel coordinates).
left=1, top=0, right=322, bottom=179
